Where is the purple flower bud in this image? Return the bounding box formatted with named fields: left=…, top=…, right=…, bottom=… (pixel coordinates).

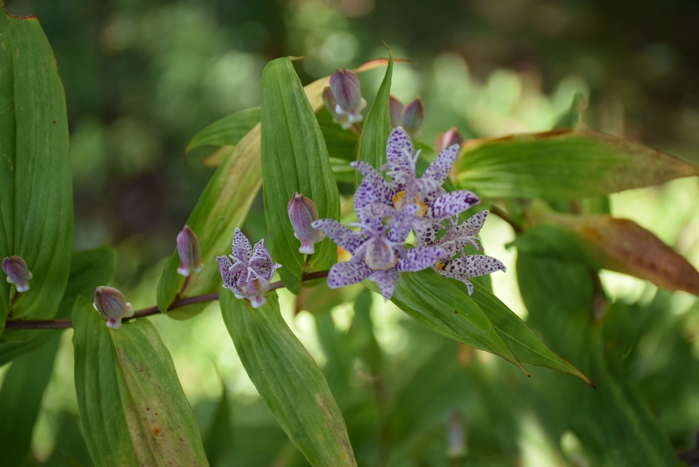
left=329, top=69, right=367, bottom=124
left=176, top=225, right=203, bottom=277
left=434, top=127, right=463, bottom=153
left=402, top=98, right=424, bottom=138
left=93, top=286, right=134, bottom=329
left=287, top=193, right=325, bottom=255
left=2, top=256, right=32, bottom=293
left=446, top=411, right=467, bottom=459
left=389, top=95, right=404, bottom=129
left=323, top=86, right=351, bottom=129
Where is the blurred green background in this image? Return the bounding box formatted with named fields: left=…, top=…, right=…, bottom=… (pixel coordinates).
left=3, top=0, right=699, bottom=465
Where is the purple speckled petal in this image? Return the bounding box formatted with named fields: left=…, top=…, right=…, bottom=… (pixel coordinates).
left=250, top=239, right=273, bottom=274
left=452, top=210, right=488, bottom=237
left=397, top=246, right=445, bottom=271
left=423, top=144, right=459, bottom=186
left=415, top=220, right=443, bottom=247
left=369, top=269, right=400, bottom=300
left=387, top=204, right=419, bottom=243
left=312, top=219, right=364, bottom=254
left=425, top=190, right=480, bottom=220
left=351, top=161, right=394, bottom=214
left=327, top=261, right=373, bottom=288
left=232, top=227, right=253, bottom=260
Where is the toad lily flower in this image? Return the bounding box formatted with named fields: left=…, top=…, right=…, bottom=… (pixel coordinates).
left=422, top=210, right=506, bottom=295
left=312, top=215, right=445, bottom=300
left=217, top=228, right=282, bottom=308
left=315, top=126, right=505, bottom=299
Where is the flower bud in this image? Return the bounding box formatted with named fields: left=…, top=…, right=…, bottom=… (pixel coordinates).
left=389, top=95, right=404, bottom=129
left=434, top=127, right=463, bottom=153
left=93, top=286, right=134, bottom=329
left=329, top=69, right=367, bottom=124
left=402, top=97, right=424, bottom=138
left=2, top=256, right=32, bottom=292
left=323, top=86, right=351, bottom=129
left=446, top=410, right=468, bottom=459
left=288, top=193, right=325, bottom=255
left=177, top=225, right=203, bottom=277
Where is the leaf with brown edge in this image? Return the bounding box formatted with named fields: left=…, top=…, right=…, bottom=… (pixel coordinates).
left=539, top=213, right=699, bottom=295
left=454, top=129, right=699, bottom=199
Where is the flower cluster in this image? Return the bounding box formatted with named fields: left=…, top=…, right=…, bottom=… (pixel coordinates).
left=216, top=228, right=282, bottom=308
left=313, top=127, right=505, bottom=300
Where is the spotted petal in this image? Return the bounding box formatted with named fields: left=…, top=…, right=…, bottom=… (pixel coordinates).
left=327, top=261, right=373, bottom=289
left=351, top=161, right=394, bottom=215
left=369, top=269, right=400, bottom=300
left=397, top=246, right=445, bottom=272
left=426, top=190, right=480, bottom=220
left=384, top=127, right=415, bottom=181
left=422, top=144, right=459, bottom=187
left=312, top=219, right=364, bottom=254
left=232, top=227, right=253, bottom=260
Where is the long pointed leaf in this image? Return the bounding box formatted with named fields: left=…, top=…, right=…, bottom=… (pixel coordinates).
left=260, top=57, right=341, bottom=294
left=72, top=298, right=208, bottom=467
left=220, top=291, right=357, bottom=466
left=0, top=11, right=73, bottom=341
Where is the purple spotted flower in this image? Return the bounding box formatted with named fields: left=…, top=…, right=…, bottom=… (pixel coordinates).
left=421, top=210, right=506, bottom=295
left=216, top=228, right=282, bottom=308
left=312, top=215, right=445, bottom=300
left=314, top=126, right=504, bottom=299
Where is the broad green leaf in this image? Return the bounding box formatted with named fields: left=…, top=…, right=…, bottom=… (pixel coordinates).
left=553, top=91, right=587, bottom=129
left=454, top=129, right=699, bottom=199
left=72, top=297, right=208, bottom=467
left=387, top=269, right=526, bottom=374
left=260, top=57, right=341, bottom=294
left=516, top=253, right=677, bottom=465
left=0, top=333, right=60, bottom=466
left=356, top=53, right=393, bottom=175
left=0, top=11, right=73, bottom=341
left=0, top=244, right=115, bottom=366
left=156, top=123, right=262, bottom=318
left=519, top=213, right=699, bottom=295
left=469, top=282, right=592, bottom=386
left=220, top=291, right=357, bottom=466
left=185, top=107, right=260, bottom=154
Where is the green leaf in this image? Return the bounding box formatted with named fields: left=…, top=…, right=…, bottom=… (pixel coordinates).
left=260, top=57, right=341, bottom=294
left=387, top=269, right=526, bottom=374
left=156, top=123, right=262, bottom=318
left=0, top=244, right=115, bottom=367
left=220, top=291, right=357, bottom=466
left=0, top=332, right=61, bottom=466
left=72, top=297, right=209, bottom=467
left=454, top=129, right=699, bottom=199
left=469, top=282, right=593, bottom=386
left=356, top=53, right=393, bottom=175
left=0, top=11, right=74, bottom=341
left=185, top=107, right=260, bottom=154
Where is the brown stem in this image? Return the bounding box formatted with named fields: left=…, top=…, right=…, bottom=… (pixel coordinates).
left=4, top=270, right=331, bottom=330
left=489, top=205, right=523, bottom=234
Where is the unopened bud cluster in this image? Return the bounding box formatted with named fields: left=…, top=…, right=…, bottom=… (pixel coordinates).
left=389, top=96, right=424, bottom=138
